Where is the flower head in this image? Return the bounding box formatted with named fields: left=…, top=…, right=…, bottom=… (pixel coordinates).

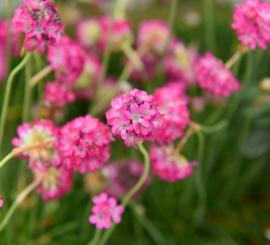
left=153, top=82, right=190, bottom=143
left=106, top=89, right=161, bottom=146
left=12, top=0, right=63, bottom=53
left=195, top=53, right=240, bottom=97
left=102, top=160, right=152, bottom=199
left=0, top=196, right=3, bottom=208
left=89, top=192, right=124, bottom=230
left=231, top=0, right=270, bottom=49
left=32, top=165, right=73, bottom=201
left=58, top=115, right=113, bottom=173
left=12, top=120, right=60, bottom=169
left=150, top=145, right=194, bottom=183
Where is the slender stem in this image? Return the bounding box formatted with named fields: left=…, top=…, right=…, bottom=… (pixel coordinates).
left=0, top=177, right=42, bottom=232
left=122, top=44, right=143, bottom=70
left=168, top=0, right=178, bottom=34
left=174, top=126, right=195, bottom=155
left=0, top=53, right=31, bottom=155
left=30, top=66, right=51, bottom=87
left=225, top=47, right=248, bottom=69
left=113, top=0, right=129, bottom=19
left=88, top=229, right=102, bottom=245
left=98, top=142, right=151, bottom=245
left=23, top=58, right=32, bottom=121
left=199, top=120, right=228, bottom=134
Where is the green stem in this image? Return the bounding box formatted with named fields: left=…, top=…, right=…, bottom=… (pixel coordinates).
left=200, top=120, right=228, bottom=134
left=0, top=53, right=31, bottom=155
left=0, top=177, right=42, bottom=232
left=193, top=131, right=207, bottom=225
left=168, top=0, right=178, bottom=34
left=0, top=150, right=16, bottom=169
left=98, top=142, right=151, bottom=245
left=23, top=58, right=32, bottom=122
left=88, top=229, right=102, bottom=245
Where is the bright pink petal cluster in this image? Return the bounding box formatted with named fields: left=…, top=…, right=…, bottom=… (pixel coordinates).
left=44, top=82, right=76, bottom=108
left=12, top=0, right=63, bottom=53
left=12, top=120, right=60, bottom=169
left=33, top=165, right=73, bottom=201
left=150, top=145, right=194, bottom=183
left=106, top=89, right=161, bottom=146
left=58, top=115, right=113, bottom=173
left=137, top=20, right=170, bottom=54
left=195, top=53, right=240, bottom=97
left=102, top=160, right=152, bottom=199
left=153, top=82, right=190, bottom=143
left=0, top=196, right=3, bottom=208
left=89, top=192, right=124, bottom=230
left=232, top=0, right=270, bottom=50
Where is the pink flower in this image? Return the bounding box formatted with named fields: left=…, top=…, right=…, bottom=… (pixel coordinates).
left=150, top=145, right=194, bottom=183
left=0, top=196, right=3, bottom=208
left=153, top=82, right=190, bottom=143
left=137, top=20, right=170, bottom=54
left=195, top=53, right=240, bottom=97
left=44, top=82, right=76, bottom=108
left=231, top=0, right=270, bottom=50
left=32, top=165, right=73, bottom=201
left=102, top=160, right=152, bottom=199
left=106, top=89, right=161, bottom=146
left=89, top=192, right=124, bottom=230
left=12, top=120, right=60, bottom=169
left=58, top=115, right=113, bottom=173
left=12, top=0, right=63, bottom=53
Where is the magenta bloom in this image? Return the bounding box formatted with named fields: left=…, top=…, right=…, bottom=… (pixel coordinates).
left=231, top=0, right=270, bottom=50
left=89, top=192, right=124, bottom=230
left=150, top=145, right=194, bottom=183
left=0, top=196, right=3, bottom=208
left=153, top=82, right=190, bottom=143
left=137, top=20, right=170, bottom=54
left=12, top=120, right=60, bottom=169
left=195, top=53, right=240, bottom=97
left=102, top=160, right=152, bottom=199
left=44, top=82, right=76, bottom=108
left=12, top=0, right=63, bottom=53
left=58, top=115, right=113, bottom=173
left=32, top=165, right=73, bottom=201
left=106, top=89, right=161, bottom=146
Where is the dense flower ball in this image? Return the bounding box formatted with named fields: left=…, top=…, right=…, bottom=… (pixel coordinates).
left=195, top=53, right=240, bottom=97
left=150, top=145, right=194, bottom=183
left=102, top=160, right=152, bottom=199
left=12, top=120, right=60, bottom=169
left=106, top=89, right=161, bottom=146
left=153, top=82, right=190, bottom=143
left=32, top=165, right=73, bottom=201
left=44, top=82, right=76, bottom=108
left=137, top=20, right=170, bottom=54
left=231, top=0, right=270, bottom=50
left=58, top=115, right=113, bottom=173
left=89, top=192, right=124, bottom=230
left=12, top=0, right=63, bottom=53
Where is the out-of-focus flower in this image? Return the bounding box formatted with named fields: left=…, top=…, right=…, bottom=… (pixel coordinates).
left=183, top=10, right=201, bottom=27
left=191, top=96, right=206, bottom=113
left=89, top=192, right=124, bottom=230
left=12, top=0, right=63, bottom=53
left=44, top=82, right=76, bottom=108
left=102, top=160, right=152, bottom=199
left=164, top=39, right=198, bottom=85
left=153, top=82, right=190, bottom=143
left=259, top=77, right=270, bottom=93
left=84, top=172, right=107, bottom=195
left=0, top=196, right=3, bottom=208
left=137, top=20, right=170, bottom=55
left=32, top=165, right=72, bottom=201
left=231, top=0, right=270, bottom=50
left=58, top=115, right=113, bottom=173
left=12, top=120, right=60, bottom=169
left=195, top=53, right=240, bottom=97
left=150, top=145, right=194, bottom=183
left=106, top=89, right=161, bottom=146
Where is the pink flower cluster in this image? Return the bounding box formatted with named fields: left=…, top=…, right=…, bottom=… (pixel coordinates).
left=102, top=160, right=152, bottom=199
left=153, top=82, right=190, bottom=143
left=195, top=53, right=240, bottom=97
left=232, top=0, right=270, bottom=50
left=89, top=192, right=124, bottom=229
left=106, top=89, right=161, bottom=146
left=77, top=16, right=132, bottom=52
left=58, top=115, right=113, bottom=173
left=12, top=0, right=63, bottom=53
left=150, top=145, right=194, bottom=183
left=0, top=196, right=3, bottom=208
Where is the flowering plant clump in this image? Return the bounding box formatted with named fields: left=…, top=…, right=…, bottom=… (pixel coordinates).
left=89, top=192, right=124, bottom=229
left=106, top=89, right=161, bottom=146
left=0, top=0, right=269, bottom=244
